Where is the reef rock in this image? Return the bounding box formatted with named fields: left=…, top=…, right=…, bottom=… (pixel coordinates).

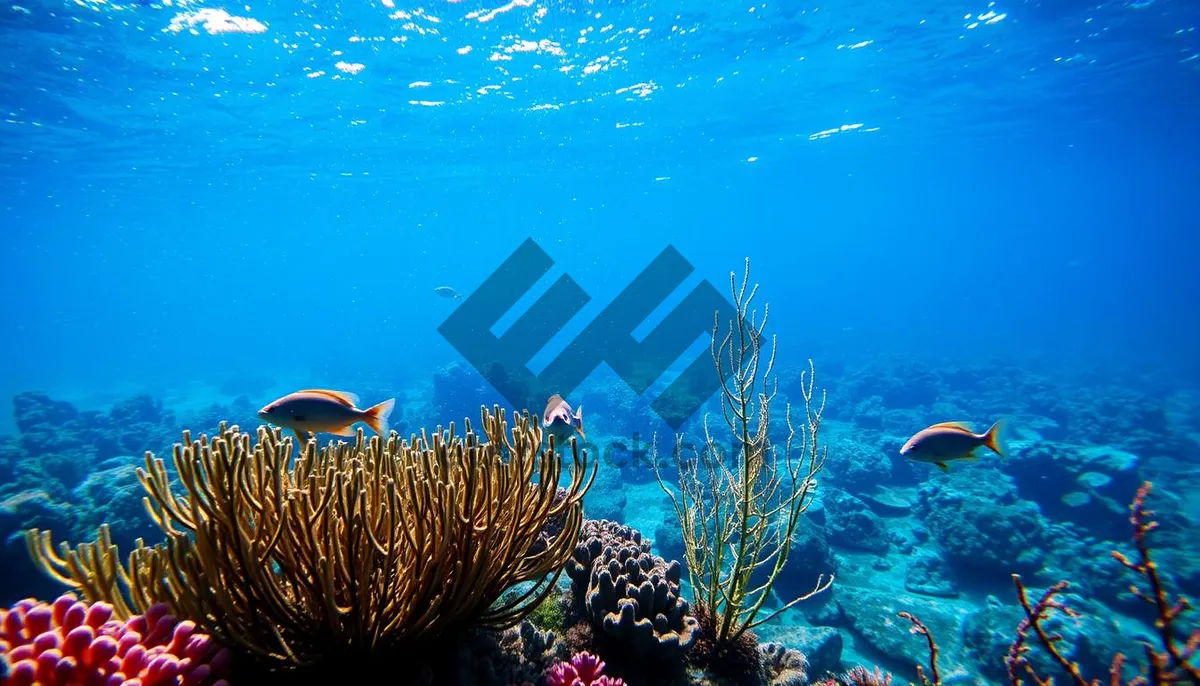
left=820, top=585, right=969, bottom=673
left=860, top=487, right=914, bottom=517
left=904, top=550, right=960, bottom=599
left=823, top=435, right=893, bottom=492
left=822, top=489, right=890, bottom=553
left=914, top=469, right=1046, bottom=578
left=1001, top=441, right=1141, bottom=539
left=583, top=463, right=627, bottom=522
left=777, top=518, right=838, bottom=605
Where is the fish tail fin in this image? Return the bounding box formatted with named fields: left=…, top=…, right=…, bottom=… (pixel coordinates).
left=983, top=419, right=1009, bottom=457
left=364, top=398, right=396, bottom=437
left=574, top=404, right=586, bottom=440
left=293, top=429, right=314, bottom=449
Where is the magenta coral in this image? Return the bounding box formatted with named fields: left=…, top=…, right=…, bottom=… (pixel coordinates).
left=545, top=651, right=626, bottom=686
left=0, top=593, right=231, bottom=686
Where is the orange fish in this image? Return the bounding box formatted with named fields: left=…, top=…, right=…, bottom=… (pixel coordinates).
left=258, top=389, right=395, bottom=447
left=899, top=419, right=1007, bottom=472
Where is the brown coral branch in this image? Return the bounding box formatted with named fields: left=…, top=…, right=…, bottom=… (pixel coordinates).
left=1006, top=575, right=1092, bottom=686
left=1110, top=482, right=1200, bottom=684
left=898, top=611, right=941, bottom=686
left=1109, top=652, right=1128, bottom=686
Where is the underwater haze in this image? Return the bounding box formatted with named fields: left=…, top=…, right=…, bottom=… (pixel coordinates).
left=2, top=0, right=1198, bottom=409
left=2, top=0, right=1200, bottom=683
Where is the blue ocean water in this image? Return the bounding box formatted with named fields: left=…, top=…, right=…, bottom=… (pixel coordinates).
left=1, top=0, right=1199, bottom=683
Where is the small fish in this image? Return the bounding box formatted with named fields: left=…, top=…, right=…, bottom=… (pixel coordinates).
left=434, top=286, right=462, bottom=300
left=542, top=393, right=585, bottom=442
left=899, top=419, right=1007, bottom=472
left=258, top=389, right=395, bottom=447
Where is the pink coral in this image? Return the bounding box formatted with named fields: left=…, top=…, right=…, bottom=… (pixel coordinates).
left=545, top=651, right=625, bottom=686
left=0, top=593, right=231, bottom=686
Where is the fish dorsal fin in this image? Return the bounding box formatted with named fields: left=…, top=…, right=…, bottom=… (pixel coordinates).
left=929, top=421, right=972, bottom=432
left=297, top=389, right=360, bottom=407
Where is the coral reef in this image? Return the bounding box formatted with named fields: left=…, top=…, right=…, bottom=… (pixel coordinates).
left=431, top=362, right=507, bottom=425
left=1006, top=482, right=1199, bottom=685
left=1004, top=441, right=1143, bottom=539
left=820, top=435, right=894, bottom=492
left=914, top=469, right=1047, bottom=579
left=0, top=390, right=260, bottom=608
left=0, top=593, right=230, bottom=686
left=3, top=285, right=1200, bottom=686
left=834, top=481, right=1199, bottom=686
left=25, top=406, right=594, bottom=676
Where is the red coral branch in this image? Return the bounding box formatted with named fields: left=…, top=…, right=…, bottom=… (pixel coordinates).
left=1005, top=576, right=1092, bottom=686
left=1004, top=481, right=1199, bottom=686
left=1110, top=482, right=1200, bottom=684
left=801, top=481, right=1198, bottom=686
left=898, top=611, right=941, bottom=686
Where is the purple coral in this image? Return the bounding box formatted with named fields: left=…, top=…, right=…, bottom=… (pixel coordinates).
left=545, top=651, right=626, bottom=686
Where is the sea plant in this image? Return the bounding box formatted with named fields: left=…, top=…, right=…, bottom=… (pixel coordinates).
left=653, top=258, right=833, bottom=650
